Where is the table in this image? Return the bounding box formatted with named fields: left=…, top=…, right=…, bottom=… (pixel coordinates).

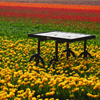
left=28, top=31, right=96, bottom=66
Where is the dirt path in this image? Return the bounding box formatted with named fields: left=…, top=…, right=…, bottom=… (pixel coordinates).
left=0, top=0, right=100, bottom=5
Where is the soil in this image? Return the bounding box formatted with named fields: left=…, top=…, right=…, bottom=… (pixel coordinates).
left=0, top=0, right=100, bottom=5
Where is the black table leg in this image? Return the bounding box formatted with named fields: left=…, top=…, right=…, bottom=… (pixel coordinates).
left=62, top=42, right=76, bottom=59
left=49, top=40, right=58, bottom=64
left=79, top=40, right=92, bottom=58
left=29, top=38, right=44, bottom=66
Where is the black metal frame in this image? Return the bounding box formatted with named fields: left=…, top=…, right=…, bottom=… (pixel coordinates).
left=78, top=40, right=93, bottom=58
left=28, top=32, right=96, bottom=65
left=62, top=41, right=76, bottom=59
left=29, top=38, right=45, bottom=65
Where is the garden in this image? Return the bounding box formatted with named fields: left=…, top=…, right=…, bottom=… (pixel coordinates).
left=0, top=1, right=100, bottom=100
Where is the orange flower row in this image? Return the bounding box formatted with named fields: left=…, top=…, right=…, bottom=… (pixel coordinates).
left=0, top=2, right=100, bottom=10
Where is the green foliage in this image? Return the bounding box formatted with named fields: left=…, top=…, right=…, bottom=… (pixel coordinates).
left=0, top=17, right=100, bottom=47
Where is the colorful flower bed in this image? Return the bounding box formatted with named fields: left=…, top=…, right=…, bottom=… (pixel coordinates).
left=0, top=2, right=100, bottom=100
left=0, top=2, right=100, bottom=22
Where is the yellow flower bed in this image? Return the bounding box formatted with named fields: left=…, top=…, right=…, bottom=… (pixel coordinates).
left=0, top=36, right=100, bottom=100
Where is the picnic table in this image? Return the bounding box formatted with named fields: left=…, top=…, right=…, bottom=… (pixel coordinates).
left=28, top=31, right=96, bottom=65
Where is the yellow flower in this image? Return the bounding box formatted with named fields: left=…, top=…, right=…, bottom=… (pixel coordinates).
left=45, top=65, right=48, bottom=68
left=81, top=89, right=84, bottom=92
left=45, top=91, right=55, bottom=96
left=32, top=97, right=37, bottom=100
left=0, top=55, right=2, bottom=58
left=42, top=77, right=48, bottom=83
left=23, top=54, right=26, bottom=57
left=7, top=83, right=14, bottom=88
left=0, top=79, right=5, bottom=84
left=69, top=73, right=72, bottom=75
left=14, top=98, right=21, bottom=100
left=39, top=84, right=44, bottom=88
left=71, top=89, right=75, bottom=93
left=83, top=66, right=87, bottom=70
left=49, top=84, right=54, bottom=87
left=87, top=93, right=93, bottom=97
left=14, top=72, right=18, bottom=78
left=32, top=90, right=35, bottom=94
left=3, top=87, right=8, bottom=91
left=8, top=92, right=15, bottom=98
left=69, top=82, right=76, bottom=86
left=11, top=36, right=13, bottom=38
left=15, top=64, right=19, bottom=70
left=51, top=88, right=56, bottom=91
left=28, top=94, right=33, bottom=99
left=24, top=78, right=28, bottom=81
left=93, top=95, right=99, bottom=98
left=65, top=70, right=68, bottom=73
left=96, top=55, right=100, bottom=60
left=93, top=86, right=98, bottom=90
left=18, top=80, right=22, bottom=84
left=66, top=85, right=71, bottom=89
left=4, top=37, right=7, bottom=39
left=37, top=95, right=41, bottom=98
left=49, top=98, right=54, bottom=100
left=75, top=88, right=79, bottom=91
left=69, top=95, right=73, bottom=98
left=31, top=84, right=34, bottom=87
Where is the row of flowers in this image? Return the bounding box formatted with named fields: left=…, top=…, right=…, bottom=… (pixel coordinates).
left=0, top=2, right=100, bottom=10
left=0, top=3, right=100, bottom=22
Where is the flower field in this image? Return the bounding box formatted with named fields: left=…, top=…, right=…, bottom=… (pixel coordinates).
left=0, top=2, right=100, bottom=100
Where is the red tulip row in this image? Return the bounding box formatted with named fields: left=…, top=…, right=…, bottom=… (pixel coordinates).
left=0, top=5, right=100, bottom=22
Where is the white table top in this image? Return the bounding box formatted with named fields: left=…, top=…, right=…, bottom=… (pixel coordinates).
left=35, top=31, right=92, bottom=39
left=28, top=31, right=95, bottom=42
